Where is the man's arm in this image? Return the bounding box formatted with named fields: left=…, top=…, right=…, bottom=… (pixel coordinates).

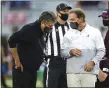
left=104, top=30, right=109, bottom=58
left=84, top=30, right=105, bottom=72
left=61, top=34, right=72, bottom=58
left=8, top=25, right=29, bottom=72
left=92, top=30, right=105, bottom=65
left=98, top=29, right=109, bottom=81
left=10, top=48, right=23, bottom=72
left=98, top=59, right=109, bottom=82
left=8, top=25, right=31, bottom=47
left=100, top=59, right=109, bottom=75
left=98, top=70, right=108, bottom=82
left=8, top=30, right=23, bottom=62
left=61, top=33, right=81, bottom=58
left=1, top=46, right=6, bottom=63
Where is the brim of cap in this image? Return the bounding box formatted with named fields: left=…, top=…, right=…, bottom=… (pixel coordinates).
left=67, top=6, right=72, bottom=10
left=63, top=6, right=72, bottom=10
left=98, top=15, right=102, bottom=17
left=57, top=6, right=72, bottom=11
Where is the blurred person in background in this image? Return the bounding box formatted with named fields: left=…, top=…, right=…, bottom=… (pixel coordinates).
left=8, top=11, right=56, bottom=88
left=95, top=9, right=109, bottom=88
left=12, top=26, right=19, bottom=33
left=44, top=3, right=72, bottom=88
left=61, top=8, right=105, bottom=87
left=77, top=1, right=100, bottom=7
left=1, top=36, right=9, bottom=88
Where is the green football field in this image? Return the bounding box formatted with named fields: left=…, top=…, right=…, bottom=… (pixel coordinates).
left=5, top=79, right=43, bottom=88
left=1, top=71, right=44, bottom=88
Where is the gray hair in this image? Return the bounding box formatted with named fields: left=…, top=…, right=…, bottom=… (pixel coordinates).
left=39, top=11, right=56, bottom=23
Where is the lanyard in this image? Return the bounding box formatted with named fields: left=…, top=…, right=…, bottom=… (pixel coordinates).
left=38, top=33, right=49, bottom=57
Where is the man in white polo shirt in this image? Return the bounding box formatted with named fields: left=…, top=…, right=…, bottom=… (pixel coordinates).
left=61, top=8, right=105, bottom=87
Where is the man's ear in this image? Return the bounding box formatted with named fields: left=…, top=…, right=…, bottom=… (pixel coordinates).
left=57, top=11, right=60, bottom=17
left=80, top=17, right=84, bottom=22
left=41, top=21, right=45, bottom=29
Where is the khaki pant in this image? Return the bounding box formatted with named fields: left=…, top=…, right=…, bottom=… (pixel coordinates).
left=67, top=73, right=97, bottom=87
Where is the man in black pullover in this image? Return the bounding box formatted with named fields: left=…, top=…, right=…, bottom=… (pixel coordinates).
left=8, top=11, right=56, bottom=88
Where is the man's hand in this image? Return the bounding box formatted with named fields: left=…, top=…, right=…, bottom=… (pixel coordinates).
left=15, top=59, right=23, bottom=72
left=98, top=70, right=108, bottom=82
left=70, top=49, right=81, bottom=56
left=10, top=48, right=23, bottom=72
left=43, top=59, right=48, bottom=64
left=84, top=61, right=95, bottom=72
left=2, top=46, right=7, bottom=64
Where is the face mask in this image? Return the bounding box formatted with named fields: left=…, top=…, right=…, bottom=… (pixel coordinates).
left=103, top=20, right=109, bottom=26
left=44, top=27, right=52, bottom=34
left=59, top=12, right=68, bottom=21
left=70, top=22, right=79, bottom=29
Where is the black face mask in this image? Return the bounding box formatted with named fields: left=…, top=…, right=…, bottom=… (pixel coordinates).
left=44, top=27, right=52, bottom=34
left=103, top=20, right=109, bottom=26
left=59, top=12, right=68, bottom=21
left=70, top=22, right=79, bottom=29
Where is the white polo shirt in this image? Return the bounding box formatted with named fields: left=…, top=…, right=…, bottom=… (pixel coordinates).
left=61, top=23, right=105, bottom=74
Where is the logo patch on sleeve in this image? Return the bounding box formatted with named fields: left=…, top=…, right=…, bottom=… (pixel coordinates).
left=103, top=68, right=109, bottom=72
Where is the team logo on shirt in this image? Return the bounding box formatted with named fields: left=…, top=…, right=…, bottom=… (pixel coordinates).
left=86, top=34, right=89, bottom=37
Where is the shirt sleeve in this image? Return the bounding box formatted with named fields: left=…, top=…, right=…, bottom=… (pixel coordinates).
left=61, top=33, right=71, bottom=58
left=100, top=59, right=109, bottom=74
left=92, top=30, right=105, bottom=65
left=104, top=30, right=109, bottom=59
left=8, top=25, right=30, bottom=48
